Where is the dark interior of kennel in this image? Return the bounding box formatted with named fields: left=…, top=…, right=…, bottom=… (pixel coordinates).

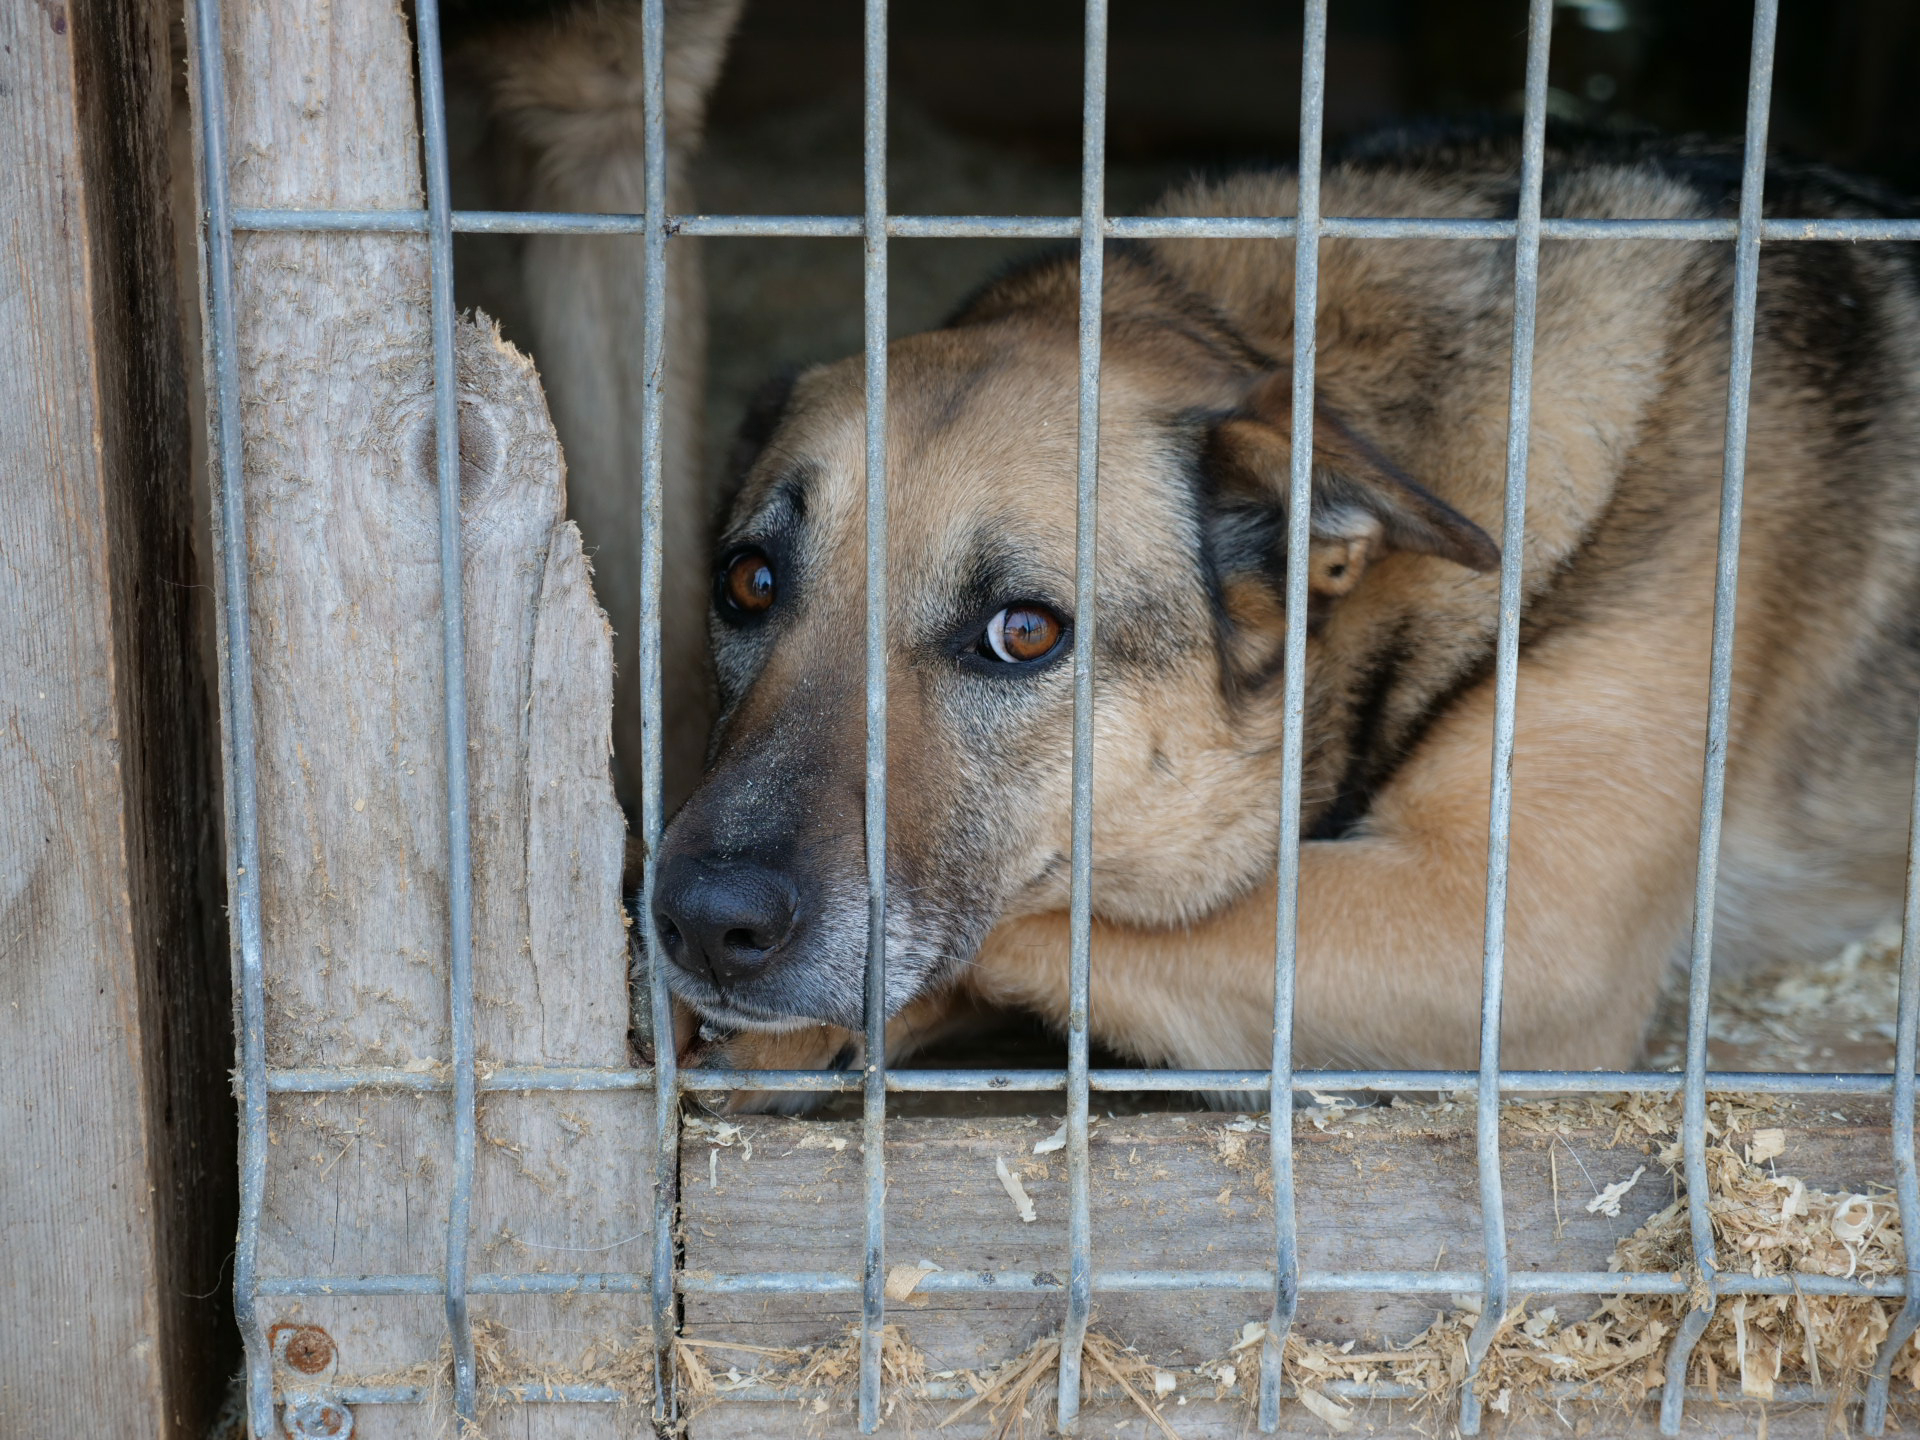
left=150, top=0, right=1920, bottom=1432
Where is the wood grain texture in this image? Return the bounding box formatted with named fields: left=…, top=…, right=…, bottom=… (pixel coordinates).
left=680, top=1103, right=1910, bottom=1438
left=0, top=0, right=229, bottom=1434
left=692, top=1390, right=1854, bottom=1439
left=205, top=0, right=644, bottom=1431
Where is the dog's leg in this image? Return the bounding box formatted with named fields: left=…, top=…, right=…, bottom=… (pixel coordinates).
left=971, top=617, right=1715, bottom=1075
left=682, top=988, right=983, bottom=1115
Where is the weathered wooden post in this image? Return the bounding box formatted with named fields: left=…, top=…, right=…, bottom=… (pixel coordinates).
left=197, top=0, right=649, bottom=1433
left=0, top=0, right=232, bottom=1434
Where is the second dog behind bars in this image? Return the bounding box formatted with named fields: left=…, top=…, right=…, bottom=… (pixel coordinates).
left=651, top=128, right=1920, bottom=1108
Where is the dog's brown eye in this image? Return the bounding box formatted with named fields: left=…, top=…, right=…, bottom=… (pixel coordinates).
left=984, top=604, right=1063, bottom=663
left=722, top=550, right=775, bottom=615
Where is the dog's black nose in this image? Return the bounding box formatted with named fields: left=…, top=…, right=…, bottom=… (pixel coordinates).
left=653, top=856, right=800, bottom=987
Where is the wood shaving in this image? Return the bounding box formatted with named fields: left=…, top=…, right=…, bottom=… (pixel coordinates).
left=937, top=1330, right=1182, bottom=1440
left=994, top=1154, right=1037, bottom=1222
left=1584, top=1164, right=1647, bottom=1217
left=884, top=1261, right=941, bottom=1302
left=1295, top=1382, right=1356, bottom=1432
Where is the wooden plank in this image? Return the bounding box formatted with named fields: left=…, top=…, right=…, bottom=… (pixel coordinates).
left=0, top=0, right=229, bottom=1434
left=198, top=1, right=646, bottom=1431
left=680, top=1100, right=1914, bottom=1437
left=691, top=1391, right=1854, bottom=1439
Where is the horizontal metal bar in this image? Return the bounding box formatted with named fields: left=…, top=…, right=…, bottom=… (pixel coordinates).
left=888, top=215, right=1076, bottom=238
left=302, top=1377, right=1847, bottom=1408
left=265, top=1065, right=653, bottom=1092
left=260, top=1272, right=653, bottom=1296
left=327, top=1384, right=630, bottom=1405
left=666, top=1379, right=1845, bottom=1408
left=1761, top=218, right=1920, bottom=242
left=230, top=207, right=429, bottom=232
left=229, top=207, right=1920, bottom=243
left=673, top=214, right=862, bottom=237
left=254, top=1266, right=1912, bottom=1300
left=264, top=1064, right=1904, bottom=1095
left=682, top=1268, right=1911, bottom=1298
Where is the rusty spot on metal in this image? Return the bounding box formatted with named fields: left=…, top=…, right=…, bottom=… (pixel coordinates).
left=268, top=1322, right=336, bottom=1374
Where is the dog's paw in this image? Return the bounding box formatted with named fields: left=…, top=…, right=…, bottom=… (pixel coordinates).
left=683, top=1020, right=860, bottom=1116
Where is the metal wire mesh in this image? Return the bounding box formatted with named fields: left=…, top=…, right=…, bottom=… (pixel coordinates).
left=187, top=0, right=1920, bottom=1434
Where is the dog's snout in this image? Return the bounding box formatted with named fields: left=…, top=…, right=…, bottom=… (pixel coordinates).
left=654, top=856, right=800, bottom=987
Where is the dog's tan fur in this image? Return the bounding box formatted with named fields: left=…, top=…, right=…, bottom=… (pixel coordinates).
left=657, top=132, right=1920, bottom=1108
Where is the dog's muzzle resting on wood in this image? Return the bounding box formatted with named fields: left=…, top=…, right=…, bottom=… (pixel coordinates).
left=651, top=129, right=1920, bottom=1111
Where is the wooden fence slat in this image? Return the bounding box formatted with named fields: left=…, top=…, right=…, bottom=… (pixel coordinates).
left=206, top=0, right=643, bottom=1430
left=1, top=0, right=229, bottom=1434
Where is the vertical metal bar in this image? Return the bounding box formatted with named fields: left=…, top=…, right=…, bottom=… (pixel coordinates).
left=1659, top=3, right=1777, bottom=1432
left=858, top=0, right=891, bottom=1430
left=1457, top=0, right=1552, bottom=1432
left=636, top=0, right=681, bottom=1423
left=409, top=0, right=480, bottom=1424
left=1255, top=0, right=1325, bottom=1428
left=185, top=0, right=274, bottom=1434
left=1865, top=717, right=1920, bottom=1432
left=1052, top=0, right=1113, bottom=1436
left=1054, top=1, right=1107, bottom=1430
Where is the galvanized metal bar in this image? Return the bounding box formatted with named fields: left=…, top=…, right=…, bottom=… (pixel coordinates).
left=1056, top=2, right=1108, bottom=1430
left=1660, top=4, right=1778, bottom=1432
left=231, top=207, right=429, bottom=232
left=407, top=0, right=482, bottom=1424
left=254, top=1266, right=1909, bottom=1300
left=229, top=206, right=1920, bottom=244
left=1457, top=1, right=1552, bottom=1432
left=1256, top=0, right=1326, bottom=1426
left=684, top=1268, right=1910, bottom=1298
left=263, top=1063, right=1911, bottom=1095
left=636, top=0, right=682, bottom=1424
left=262, top=1274, right=653, bottom=1296
left=1864, top=733, right=1920, bottom=1431
left=185, top=0, right=275, bottom=1433
left=1756, top=218, right=1920, bottom=242
left=295, top=1376, right=1859, bottom=1410
left=332, top=1385, right=632, bottom=1405
left=887, top=215, right=1077, bottom=238
left=857, top=0, right=891, bottom=1429
left=673, top=215, right=861, bottom=237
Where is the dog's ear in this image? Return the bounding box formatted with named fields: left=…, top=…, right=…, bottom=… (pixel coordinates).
left=718, top=369, right=799, bottom=516
left=1202, top=374, right=1498, bottom=602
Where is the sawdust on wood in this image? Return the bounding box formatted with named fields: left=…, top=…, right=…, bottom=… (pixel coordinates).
left=337, top=1317, right=659, bottom=1438
left=674, top=1090, right=1919, bottom=1432
left=937, top=1330, right=1182, bottom=1440
left=1271, top=1092, right=1917, bottom=1425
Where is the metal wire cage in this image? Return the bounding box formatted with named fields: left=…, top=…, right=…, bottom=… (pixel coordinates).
left=190, top=0, right=1920, bottom=1435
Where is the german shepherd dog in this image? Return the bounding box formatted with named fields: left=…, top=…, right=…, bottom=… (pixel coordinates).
left=652, top=130, right=1920, bottom=1109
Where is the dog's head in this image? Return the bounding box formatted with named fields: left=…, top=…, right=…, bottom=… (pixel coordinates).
left=653, top=248, right=1497, bottom=1034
